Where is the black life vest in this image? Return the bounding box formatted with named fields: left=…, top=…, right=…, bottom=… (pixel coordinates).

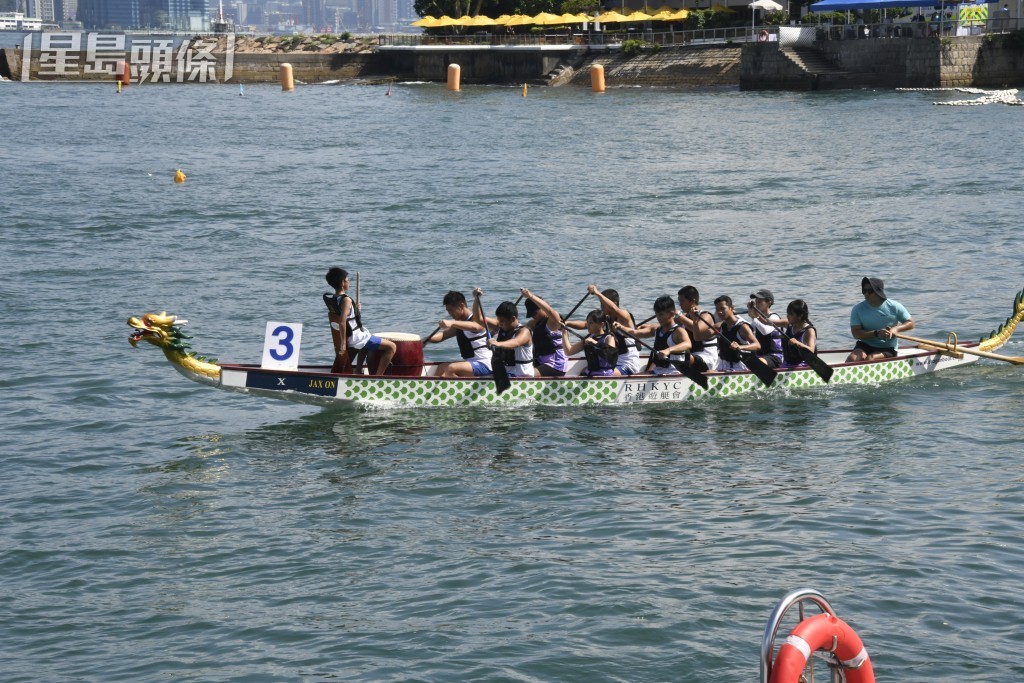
left=690, top=310, right=716, bottom=353
left=532, top=316, right=558, bottom=357
left=754, top=315, right=783, bottom=357
left=323, top=292, right=362, bottom=338
left=652, top=324, right=681, bottom=368
left=612, top=312, right=641, bottom=354
left=782, top=324, right=817, bottom=366
left=456, top=317, right=488, bottom=360
left=717, top=319, right=752, bottom=364
left=583, top=334, right=617, bottom=374
left=495, top=325, right=531, bottom=367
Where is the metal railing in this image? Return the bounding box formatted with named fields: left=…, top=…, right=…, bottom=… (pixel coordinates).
left=760, top=588, right=839, bottom=683
left=380, top=25, right=767, bottom=48
left=380, top=17, right=1022, bottom=48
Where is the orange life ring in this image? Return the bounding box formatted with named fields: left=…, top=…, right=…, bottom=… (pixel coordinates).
left=769, top=613, right=875, bottom=683
left=758, top=29, right=770, bottom=42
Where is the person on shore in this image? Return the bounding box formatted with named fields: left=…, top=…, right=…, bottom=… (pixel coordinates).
left=425, top=289, right=493, bottom=378
left=746, top=288, right=784, bottom=368
left=713, top=295, right=760, bottom=372
left=324, top=267, right=395, bottom=375
left=482, top=297, right=535, bottom=378
left=563, top=310, right=618, bottom=377
left=846, top=277, right=915, bottom=362
left=615, top=295, right=692, bottom=375
left=674, top=285, right=719, bottom=373
left=519, top=288, right=568, bottom=377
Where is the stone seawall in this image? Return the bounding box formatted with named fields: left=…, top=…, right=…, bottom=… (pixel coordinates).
left=741, top=36, right=1024, bottom=90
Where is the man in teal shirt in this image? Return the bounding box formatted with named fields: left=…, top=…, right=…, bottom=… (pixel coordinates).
left=846, top=277, right=915, bottom=362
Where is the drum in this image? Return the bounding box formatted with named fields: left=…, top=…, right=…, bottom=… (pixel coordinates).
left=369, top=332, right=424, bottom=377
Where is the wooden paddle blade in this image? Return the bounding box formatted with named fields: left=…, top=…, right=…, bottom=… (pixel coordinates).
left=331, top=350, right=352, bottom=374
left=492, top=360, right=511, bottom=395
left=799, top=347, right=834, bottom=382
left=741, top=352, right=777, bottom=387
left=670, top=358, right=709, bottom=390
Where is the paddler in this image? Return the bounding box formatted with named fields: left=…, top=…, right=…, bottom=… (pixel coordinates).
left=519, top=288, right=568, bottom=377
left=614, top=295, right=692, bottom=375
left=324, top=267, right=396, bottom=375
left=482, top=297, right=535, bottom=378
left=713, top=295, right=761, bottom=372
left=846, top=276, right=915, bottom=362
left=562, top=310, right=618, bottom=377
left=674, top=285, right=719, bottom=373
left=565, top=285, right=642, bottom=376
left=425, top=289, right=493, bottom=378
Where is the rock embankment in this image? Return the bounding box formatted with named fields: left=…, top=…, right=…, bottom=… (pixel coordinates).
left=229, top=34, right=378, bottom=54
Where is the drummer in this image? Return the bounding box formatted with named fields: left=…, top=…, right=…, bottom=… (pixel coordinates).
left=324, top=267, right=396, bottom=375
left=425, top=289, right=493, bottom=378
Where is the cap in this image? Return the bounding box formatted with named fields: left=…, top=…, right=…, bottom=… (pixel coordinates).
left=750, top=289, right=774, bottom=304
left=862, top=277, right=886, bottom=299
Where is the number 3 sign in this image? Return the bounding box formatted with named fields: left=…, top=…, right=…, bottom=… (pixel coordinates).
left=261, top=321, right=303, bottom=370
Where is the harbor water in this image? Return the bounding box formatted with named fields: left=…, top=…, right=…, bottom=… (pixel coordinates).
left=2, top=81, right=1023, bottom=681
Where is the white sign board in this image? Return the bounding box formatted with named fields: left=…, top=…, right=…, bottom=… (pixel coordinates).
left=261, top=321, right=303, bottom=371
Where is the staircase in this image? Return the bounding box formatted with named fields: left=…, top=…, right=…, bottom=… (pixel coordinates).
left=781, top=47, right=846, bottom=77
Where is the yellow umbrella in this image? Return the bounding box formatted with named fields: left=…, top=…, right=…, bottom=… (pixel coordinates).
left=595, top=10, right=631, bottom=22
left=556, top=12, right=590, bottom=23
left=531, top=11, right=566, bottom=25
left=411, top=15, right=436, bottom=26
left=451, top=14, right=475, bottom=25
left=492, top=14, right=513, bottom=25
left=651, top=8, right=688, bottom=20
left=465, top=14, right=497, bottom=26
left=505, top=14, right=536, bottom=26
left=623, top=10, right=654, bottom=21
left=433, top=15, right=460, bottom=26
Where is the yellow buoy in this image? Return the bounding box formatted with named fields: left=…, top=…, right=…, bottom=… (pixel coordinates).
left=522, top=83, right=528, bottom=97
left=590, top=65, right=605, bottom=93
left=174, top=169, right=186, bottom=184
left=280, top=63, right=294, bottom=91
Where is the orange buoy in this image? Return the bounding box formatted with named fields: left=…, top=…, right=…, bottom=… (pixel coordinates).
left=769, top=613, right=874, bottom=683
left=174, top=169, right=186, bottom=184
left=116, top=59, right=130, bottom=85
left=447, top=64, right=461, bottom=92
left=590, top=64, right=605, bottom=93
left=280, top=63, right=294, bottom=91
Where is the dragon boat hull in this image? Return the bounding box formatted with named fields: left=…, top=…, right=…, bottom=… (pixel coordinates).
left=129, top=287, right=1024, bottom=409
left=210, top=347, right=977, bottom=408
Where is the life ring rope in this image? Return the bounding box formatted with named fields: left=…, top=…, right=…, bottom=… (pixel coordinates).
left=758, top=29, right=770, bottom=42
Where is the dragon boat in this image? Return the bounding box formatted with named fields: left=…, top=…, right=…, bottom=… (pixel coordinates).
left=127, top=288, right=1023, bottom=409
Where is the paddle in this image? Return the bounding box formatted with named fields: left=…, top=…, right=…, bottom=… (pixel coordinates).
left=559, top=291, right=591, bottom=324
left=894, top=331, right=1024, bottom=365
left=748, top=308, right=833, bottom=383
left=706, top=321, right=777, bottom=388
left=615, top=326, right=709, bottom=389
